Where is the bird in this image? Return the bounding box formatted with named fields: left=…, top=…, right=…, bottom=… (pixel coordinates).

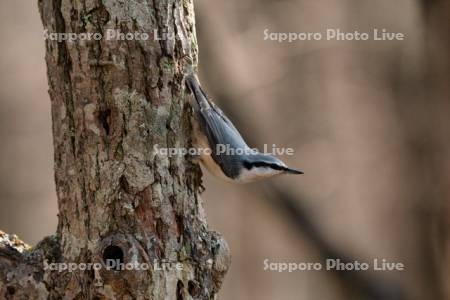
left=185, top=73, right=303, bottom=183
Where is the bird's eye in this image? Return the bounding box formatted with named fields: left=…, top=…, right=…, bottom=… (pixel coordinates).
left=243, top=161, right=253, bottom=170
left=269, top=163, right=285, bottom=171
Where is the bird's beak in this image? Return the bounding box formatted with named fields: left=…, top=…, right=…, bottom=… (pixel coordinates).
left=283, top=167, right=304, bottom=175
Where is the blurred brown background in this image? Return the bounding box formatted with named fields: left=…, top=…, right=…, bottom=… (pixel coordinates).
left=0, top=1, right=448, bottom=300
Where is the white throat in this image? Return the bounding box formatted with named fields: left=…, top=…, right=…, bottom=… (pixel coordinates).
left=237, top=167, right=282, bottom=183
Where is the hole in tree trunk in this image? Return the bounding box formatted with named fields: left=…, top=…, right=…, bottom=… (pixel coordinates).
left=120, top=175, right=130, bottom=193
left=102, top=245, right=124, bottom=271
left=6, top=286, right=15, bottom=295
left=176, top=280, right=184, bottom=300
left=188, top=280, right=200, bottom=297
left=98, top=109, right=111, bottom=135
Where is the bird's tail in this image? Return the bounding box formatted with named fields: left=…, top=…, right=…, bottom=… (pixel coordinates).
left=185, top=73, right=210, bottom=110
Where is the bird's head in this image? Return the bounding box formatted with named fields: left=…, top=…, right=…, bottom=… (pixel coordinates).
left=238, top=154, right=303, bottom=182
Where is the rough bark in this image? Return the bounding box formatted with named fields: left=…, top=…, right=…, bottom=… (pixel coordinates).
left=0, top=0, right=230, bottom=299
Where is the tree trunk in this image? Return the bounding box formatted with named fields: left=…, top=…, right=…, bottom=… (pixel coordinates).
left=0, top=0, right=229, bottom=299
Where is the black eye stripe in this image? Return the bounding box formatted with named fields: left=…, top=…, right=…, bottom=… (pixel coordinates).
left=243, top=161, right=252, bottom=169
left=267, top=163, right=285, bottom=171
left=244, top=161, right=284, bottom=171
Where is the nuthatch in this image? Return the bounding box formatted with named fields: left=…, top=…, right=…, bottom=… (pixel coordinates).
left=185, top=74, right=303, bottom=183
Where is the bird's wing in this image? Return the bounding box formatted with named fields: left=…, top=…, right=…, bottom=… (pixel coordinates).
left=186, top=74, right=251, bottom=178
left=199, top=104, right=250, bottom=179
